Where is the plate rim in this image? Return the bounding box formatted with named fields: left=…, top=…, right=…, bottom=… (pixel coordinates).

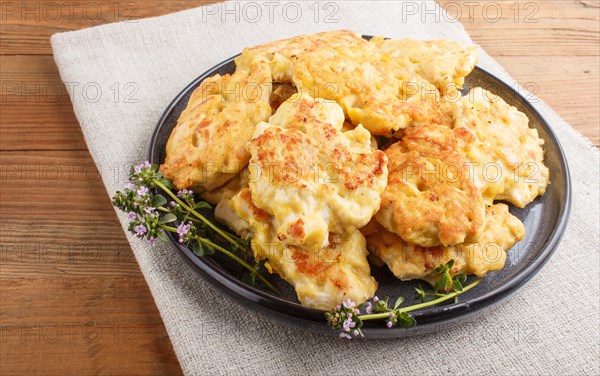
left=147, top=52, right=572, bottom=335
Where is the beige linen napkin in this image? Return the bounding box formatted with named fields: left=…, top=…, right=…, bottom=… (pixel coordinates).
left=51, top=1, right=599, bottom=375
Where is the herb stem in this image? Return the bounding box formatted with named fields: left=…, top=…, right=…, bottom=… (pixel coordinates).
left=153, top=179, right=243, bottom=249
left=359, top=279, right=480, bottom=321
left=185, top=216, right=244, bottom=244
left=160, top=225, right=278, bottom=293
left=196, top=238, right=277, bottom=293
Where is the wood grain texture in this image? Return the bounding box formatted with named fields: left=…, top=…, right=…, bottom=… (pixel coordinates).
left=0, top=1, right=598, bottom=375
left=0, top=151, right=183, bottom=375
left=437, top=0, right=600, bottom=145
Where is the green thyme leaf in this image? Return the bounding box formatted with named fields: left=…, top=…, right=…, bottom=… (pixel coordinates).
left=415, top=284, right=426, bottom=303
left=151, top=194, right=167, bottom=208
left=192, top=241, right=204, bottom=257
left=203, top=242, right=215, bottom=255
left=394, top=296, right=405, bottom=309
left=158, top=213, right=177, bottom=224
left=398, top=312, right=416, bottom=328
left=158, top=178, right=172, bottom=189
left=434, top=273, right=451, bottom=293
left=157, top=231, right=168, bottom=242
left=456, top=274, right=467, bottom=284
left=452, top=280, right=463, bottom=292
left=195, top=202, right=212, bottom=210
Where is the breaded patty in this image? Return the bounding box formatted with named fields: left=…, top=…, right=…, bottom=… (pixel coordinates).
left=226, top=188, right=377, bottom=310
left=370, top=38, right=478, bottom=94
left=375, top=124, right=486, bottom=247
left=160, top=61, right=272, bottom=192
left=367, top=204, right=525, bottom=286
left=201, top=167, right=250, bottom=205
left=235, top=30, right=368, bottom=83
left=247, top=94, right=388, bottom=249
left=292, top=44, right=452, bottom=136
left=454, top=87, right=549, bottom=207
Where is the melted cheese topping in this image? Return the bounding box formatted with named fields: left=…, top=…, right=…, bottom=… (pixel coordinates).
left=376, top=124, right=486, bottom=247
left=235, top=30, right=368, bottom=83
left=292, top=44, right=452, bottom=136
left=367, top=204, right=525, bottom=287
left=160, top=61, right=272, bottom=192
left=227, top=188, right=377, bottom=310
left=160, top=32, right=548, bottom=309
left=454, top=87, right=549, bottom=207
left=247, top=93, right=388, bottom=249
left=370, top=37, right=478, bottom=94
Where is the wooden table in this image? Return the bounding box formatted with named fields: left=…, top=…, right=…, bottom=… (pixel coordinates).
left=1, top=1, right=598, bottom=374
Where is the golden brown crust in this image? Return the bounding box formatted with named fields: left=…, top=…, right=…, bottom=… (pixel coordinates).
left=160, top=61, right=272, bottom=192
left=247, top=93, right=388, bottom=249
left=370, top=37, right=478, bottom=94
left=292, top=44, right=452, bottom=136
left=227, top=188, right=377, bottom=310
left=454, top=88, right=550, bottom=207
left=367, top=204, right=525, bottom=286
left=235, top=30, right=368, bottom=83
left=375, top=124, right=486, bottom=247
left=157, top=32, right=545, bottom=310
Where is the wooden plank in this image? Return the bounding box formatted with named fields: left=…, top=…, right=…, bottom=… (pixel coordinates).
left=0, top=150, right=183, bottom=374
left=1, top=1, right=598, bottom=55
left=0, top=55, right=86, bottom=150
left=495, top=55, right=600, bottom=145
left=437, top=1, right=600, bottom=56
left=0, top=1, right=218, bottom=54
left=1, top=150, right=140, bottom=277
left=1, top=1, right=598, bottom=375
left=0, top=278, right=182, bottom=376
left=2, top=53, right=597, bottom=149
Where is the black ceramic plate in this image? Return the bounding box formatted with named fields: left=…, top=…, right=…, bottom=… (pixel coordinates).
left=148, top=47, right=571, bottom=338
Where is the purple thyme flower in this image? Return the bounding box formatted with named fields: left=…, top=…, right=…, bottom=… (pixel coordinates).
left=127, top=212, right=137, bottom=220
left=137, top=186, right=149, bottom=196
left=134, top=161, right=152, bottom=174
left=354, top=309, right=360, bottom=316
left=339, top=332, right=351, bottom=339
left=342, top=299, right=356, bottom=309
left=386, top=321, right=393, bottom=329
left=177, top=222, right=192, bottom=243
left=372, top=296, right=379, bottom=302
left=342, top=318, right=356, bottom=332
left=124, top=182, right=136, bottom=190
left=389, top=312, right=395, bottom=318
left=365, top=302, right=373, bottom=314
left=148, top=236, right=157, bottom=245
left=134, top=224, right=147, bottom=237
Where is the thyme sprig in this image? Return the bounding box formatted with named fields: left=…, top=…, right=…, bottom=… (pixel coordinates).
left=326, top=260, right=480, bottom=338
left=112, top=161, right=277, bottom=292
left=415, top=260, right=468, bottom=303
